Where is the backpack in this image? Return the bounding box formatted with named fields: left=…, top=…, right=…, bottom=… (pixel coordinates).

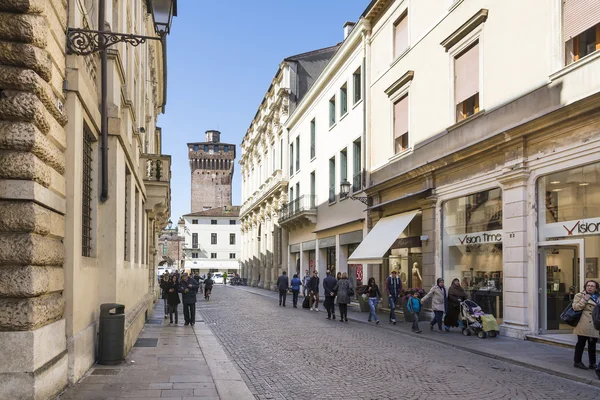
left=593, top=303, right=600, bottom=331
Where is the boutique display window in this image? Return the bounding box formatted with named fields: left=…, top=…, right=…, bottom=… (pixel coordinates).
left=442, top=188, right=503, bottom=323
left=537, top=162, right=600, bottom=331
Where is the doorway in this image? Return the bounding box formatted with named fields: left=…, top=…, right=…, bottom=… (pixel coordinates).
left=538, top=240, right=584, bottom=333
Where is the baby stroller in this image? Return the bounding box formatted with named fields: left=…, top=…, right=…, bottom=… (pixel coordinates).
left=460, top=299, right=499, bottom=338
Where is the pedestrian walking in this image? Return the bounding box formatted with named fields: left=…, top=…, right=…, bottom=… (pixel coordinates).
left=179, top=273, right=199, bottom=326
left=572, top=280, right=600, bottom=371
left=407, top=290, right=422, bottom=333
left=334, top=272, right=353, bottom=322
left=336, top=272, right=342, bottom=281
left=323, top=270, right=337, bottom=320
left=290, top=274, right=302, bottom=308
left=444, top=278, right=467, bottom=331
left=303, top=270, right=310, bottom=297
left=309, top=270, right=320, bottom=311
left=364, top=277, right=382, bottom=324
left=422, top=278, right=447, bottom=333
left=159, top=273, right=170, bottom=319
left=277, top=271, right=289, bottom=307
left=385, top=270, right=402, bottom=324
left=223, top=271, right=228, bottom=286
left=166, top=274, right=180, bottom=324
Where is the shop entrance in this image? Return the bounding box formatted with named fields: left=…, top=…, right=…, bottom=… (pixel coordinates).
left=538, top=240, right=584, bottom=333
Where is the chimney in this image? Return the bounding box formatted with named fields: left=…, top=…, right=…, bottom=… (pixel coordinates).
left=343, top=21, right=356, bottom=39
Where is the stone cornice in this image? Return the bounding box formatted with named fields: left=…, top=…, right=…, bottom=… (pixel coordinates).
left=440, top=9, right=488, bottom=51
left=384, top=70, right=414, bottom=97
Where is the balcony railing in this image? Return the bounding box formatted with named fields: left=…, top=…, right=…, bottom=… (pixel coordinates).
left=278, top=195, right=317, bottom=222
left=141, top=154, right=171, bottom=182
left=352, top=171, right=361, bottom=192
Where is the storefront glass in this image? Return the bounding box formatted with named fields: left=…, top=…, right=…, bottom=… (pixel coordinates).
left=326, top=247, right=336, bottom=277
left=442, top=188, right=503, bottom=322
left=537, top=162, right=600, bottom=331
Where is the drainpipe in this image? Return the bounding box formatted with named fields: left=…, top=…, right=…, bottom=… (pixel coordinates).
left=99, top=0, right=109, bottom=202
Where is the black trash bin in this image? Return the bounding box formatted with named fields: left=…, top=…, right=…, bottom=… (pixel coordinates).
left=98, top=303, right=125, bottom=365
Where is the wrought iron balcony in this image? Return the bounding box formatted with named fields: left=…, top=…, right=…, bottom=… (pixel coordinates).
left=278, top=195, right=317, bottom=227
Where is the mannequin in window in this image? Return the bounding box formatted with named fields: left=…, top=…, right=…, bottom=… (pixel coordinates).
left=394, top=262, right=408, bottom=288
left=412, top=262, right=422, bottom=288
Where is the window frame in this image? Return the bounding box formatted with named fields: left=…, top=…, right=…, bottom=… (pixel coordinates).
left=328, top=156, right=336, bottom=204
left=211, top=233, right=217, bottom=245
left=211, top=219, right=217, bottom=225
left=393, top=11, right=409, bottom=60
left=389, top=84, right=411, bottom=158
left=211, top=253, right=217, bottom=259
left=230, top=233, right=236, bottom=245
left=82, top=124, right=95, bottom=258
left=192, top=233, right=198, bottom=249
left=192, top=219, right=198, bottom=224
left=230, top=219, right=236, bottom=225
left=352, top=139, right=362, bottom=192
left=340, top=83, right=348, bottom=117
left=310, top=119, right=316, bottom=160
left=353, top=67, right=362, bottom=104
left=329, top=96, right=336, bottom=128
left=448, top=28, right=483, bottom=126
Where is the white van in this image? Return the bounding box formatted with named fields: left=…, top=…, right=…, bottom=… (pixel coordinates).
left=212, top=272, right=224, bottom=284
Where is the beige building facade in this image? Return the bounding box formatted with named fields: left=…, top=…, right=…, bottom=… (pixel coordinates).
left=0, top=1, right=173, bottom=398
left=345, top=0, right=600, bottom=339
left=239, top=46, right=340, bottom=289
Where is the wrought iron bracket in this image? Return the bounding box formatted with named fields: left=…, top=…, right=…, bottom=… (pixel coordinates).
left=67, top=28, right=163, bottom=56
left=342, top=194, right=372, bottom=206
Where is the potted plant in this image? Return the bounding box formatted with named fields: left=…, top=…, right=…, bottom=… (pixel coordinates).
left=355, top=279, right=370, bottom=312
left=401, top=288, right=425, bottom=322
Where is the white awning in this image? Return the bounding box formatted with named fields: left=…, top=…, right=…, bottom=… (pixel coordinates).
left=348, top=210, right=419, bottom=264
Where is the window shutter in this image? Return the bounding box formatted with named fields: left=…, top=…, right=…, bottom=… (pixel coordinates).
left=564, top=0, right=600, bottom=39
left=454, top=42, right=479, bottom=105
left=394, top=96, right=409, bottom=139
left=394, top=14, right=409, bottom=56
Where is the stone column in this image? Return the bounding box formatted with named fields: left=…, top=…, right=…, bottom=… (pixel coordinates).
left=263, top=216, right=273, bottom=290
left=499, top=167, right=530, bottom=339
left=0, top=1, right=69, bottom=398
left=419, top=195, right=438, bottom=289
left=251, top=223, right=259, bottom=286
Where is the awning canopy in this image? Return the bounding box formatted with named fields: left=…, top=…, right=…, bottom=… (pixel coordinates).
left=347, top=210, right=419, bottom=264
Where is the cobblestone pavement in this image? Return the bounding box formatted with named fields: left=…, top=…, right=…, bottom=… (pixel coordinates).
left=198, top=287, right=600, bottom=400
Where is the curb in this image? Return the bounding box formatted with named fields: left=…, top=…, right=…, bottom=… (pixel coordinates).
left=232, top=285, right=600, bottom=388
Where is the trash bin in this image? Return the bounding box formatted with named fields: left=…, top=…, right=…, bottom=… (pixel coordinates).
left=98, top=303, right=125, bottom=365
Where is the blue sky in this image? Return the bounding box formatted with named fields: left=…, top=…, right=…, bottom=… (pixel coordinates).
left=159, top=0, right=368, bottom=221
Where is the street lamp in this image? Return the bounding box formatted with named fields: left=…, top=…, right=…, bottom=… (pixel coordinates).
left=66, top=0, right=177, bottom=202
left=340, top=179, right=372, bottom=206
left=67, top=0, right=177, bottom=55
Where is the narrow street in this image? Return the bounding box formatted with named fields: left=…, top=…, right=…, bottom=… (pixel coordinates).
left=198, top=286, right=600, bottom=400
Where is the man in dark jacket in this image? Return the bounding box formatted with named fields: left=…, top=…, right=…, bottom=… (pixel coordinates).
left=308, top=270, right=320, bottom=312
left=179, top=273, right=199, bottom=326
left=385, top=270, right=403, bottom=324
left=277, top=271, right=289, bottom=307
left=323, top=270, right=337, bottom=320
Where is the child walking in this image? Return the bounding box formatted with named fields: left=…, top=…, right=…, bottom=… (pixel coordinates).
left=407, top=290, right=422, bottom=333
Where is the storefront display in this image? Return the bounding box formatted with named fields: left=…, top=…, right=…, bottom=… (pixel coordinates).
left=537, top=162, right=600, bottom=332
left=442, top=188, right=503, bottom=322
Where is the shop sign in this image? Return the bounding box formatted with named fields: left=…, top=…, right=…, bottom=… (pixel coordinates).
left=450, top=230, right=502, bottom=246
left=391, top=236, right=422, bottom=249
left=543, top=217, right=600, bottom=239
left=350, top=264, right=363, bottom=281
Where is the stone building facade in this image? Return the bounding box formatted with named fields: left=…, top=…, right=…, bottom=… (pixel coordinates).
left=0, top=1, right=173, bottom=398
left=158, top=221, right=185, bottom=269
left=188, top=130, right=235, bottom=213
left=239, top=45, right=340, bottom=289
left=346, top=0, right=600, bottom=340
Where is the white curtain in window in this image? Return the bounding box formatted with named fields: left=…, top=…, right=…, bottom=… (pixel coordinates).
left=394, top=14, right=409, bottom=57
left=394, top=95, right=408, bottom=139
left=564, top=0, right=600, bottom=39
left=455, top=42, right=479, bottom=105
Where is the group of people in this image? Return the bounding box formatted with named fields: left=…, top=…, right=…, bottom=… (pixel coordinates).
left=158, top=272, right=214, bottom=326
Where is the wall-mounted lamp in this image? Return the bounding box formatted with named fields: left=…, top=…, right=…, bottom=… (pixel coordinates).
left=340, top=179, right=372, bottom=206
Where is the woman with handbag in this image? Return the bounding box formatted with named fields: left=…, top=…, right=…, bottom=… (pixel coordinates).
left=334, top=272, right=354, bottom=323
left=421, top=278, right=447, bottom=333
left=572, top=280, right=600, bottom=370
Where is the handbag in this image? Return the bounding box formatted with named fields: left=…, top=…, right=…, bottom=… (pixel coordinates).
left=347, top=287, right=355, bottom=297
left=361, top=293, right=368, bottom=300
left=593, top=303, right=600, bottom=331
left=560, top=301, right=583, bottom=327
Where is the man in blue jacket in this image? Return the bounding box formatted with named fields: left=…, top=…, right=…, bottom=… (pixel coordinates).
left=323, top=270, right=338, bottom=320
left=179, top=273, right=199, bottom=326
left=386, top=270, right=402, bottom=324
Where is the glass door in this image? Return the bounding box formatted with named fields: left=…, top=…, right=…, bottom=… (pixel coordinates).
left=538, top=243, right=582, bottom=333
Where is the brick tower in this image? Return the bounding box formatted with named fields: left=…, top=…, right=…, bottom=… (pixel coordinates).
left=188, top=130, right=236, bottom=212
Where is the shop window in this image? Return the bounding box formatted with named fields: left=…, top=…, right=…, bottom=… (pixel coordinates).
left=454, top=41, right=480, bottom=122
left=442, top=188, right=503, bottom=323
left=564, top=0, right=600, bottom=65
left=327, top=247, right=336, bottom=277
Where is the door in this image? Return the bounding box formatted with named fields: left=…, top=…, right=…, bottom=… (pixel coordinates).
left=538, top=240, right=584, bottom=333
